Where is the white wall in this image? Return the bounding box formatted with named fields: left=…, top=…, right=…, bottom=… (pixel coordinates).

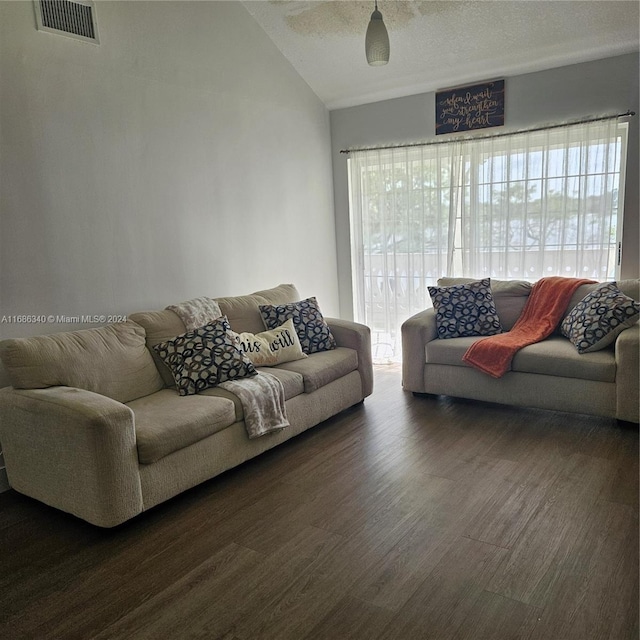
left=0, top=0, right=338, bottom=338
left=330, top=54, right=640, bottom=319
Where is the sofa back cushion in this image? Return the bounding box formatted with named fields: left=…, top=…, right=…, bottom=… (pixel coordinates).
left=565, top=279, right=640, bottom=316
left=128, top=309, right=187, bottom=387
left=618, top=279, right=640, bottom=301
left=216, top=283, right=301, bottom=334
left=0, top=321, right=164, bottom=403
left=437, top=278, right=532, bottom=330
left=130, top=284, right=302, bottom=387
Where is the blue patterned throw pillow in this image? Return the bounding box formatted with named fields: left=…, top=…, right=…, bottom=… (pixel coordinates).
left=153, top=316, right=257, bottom=396
left=259, top=297, right=336, bottom=354
left=561, top=282, right=640, bottom=353
left=428, top=278, right=502, bottom=339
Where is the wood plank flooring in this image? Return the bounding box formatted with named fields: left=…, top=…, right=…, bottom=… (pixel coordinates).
left=0, top=365, right=637, bottom=640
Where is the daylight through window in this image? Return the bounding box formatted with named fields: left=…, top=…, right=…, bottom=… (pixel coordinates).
left=347, top=118, right=629, bottom=362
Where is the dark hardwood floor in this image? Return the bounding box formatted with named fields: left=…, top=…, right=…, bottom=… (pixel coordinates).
left=1, top=366, right=638, bottom=640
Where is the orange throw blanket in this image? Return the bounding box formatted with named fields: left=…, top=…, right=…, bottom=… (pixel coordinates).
left=462, top=276, right=595, bottom=378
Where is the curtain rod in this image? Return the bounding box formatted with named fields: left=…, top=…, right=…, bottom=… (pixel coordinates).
left=339, top=110, right=636, bottom=155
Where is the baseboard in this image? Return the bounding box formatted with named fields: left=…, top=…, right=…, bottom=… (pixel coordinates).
left=0, top=467, right=9, bottom=493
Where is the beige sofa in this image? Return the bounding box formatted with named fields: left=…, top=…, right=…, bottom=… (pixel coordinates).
left=0, top=284, right=373, bottom=527
left=402, top=278, right=639, bottom=423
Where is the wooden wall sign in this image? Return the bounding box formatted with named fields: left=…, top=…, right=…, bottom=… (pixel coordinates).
left=435, top=79, right=505, bottom=135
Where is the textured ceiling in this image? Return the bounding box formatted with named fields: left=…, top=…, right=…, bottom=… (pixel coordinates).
left=242, top=0, right=640, bottom=110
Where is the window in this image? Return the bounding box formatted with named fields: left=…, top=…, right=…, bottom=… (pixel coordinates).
left=348, top=118, right=629, bottom=362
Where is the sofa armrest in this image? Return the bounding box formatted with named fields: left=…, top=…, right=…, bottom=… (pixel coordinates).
left=401, top=309, right=438, bottom=393
left=0, top=386, right=143, bottom=527
left=326, top=318, right=373, bottom=398
left=615, top=324, right=639, bottom=422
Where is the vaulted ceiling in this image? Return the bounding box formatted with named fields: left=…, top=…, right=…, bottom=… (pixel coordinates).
left=242, top=0, right=640, bottom=110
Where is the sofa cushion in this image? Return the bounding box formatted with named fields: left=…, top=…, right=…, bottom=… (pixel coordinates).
left=128, top=309, right=187, bottom=387
left=216, top=284, right=300, bottom=334
left=251, top=283, right=302, bottom=305
left=257, top=367, right=305, bottom=399
left=153, top=317, right=257, bottom=396
left=259, top=297, right=337, bottom=354
left=426, top=335, right=615, bottom=382
left=488, top=280, right=533, bottom=329
left=200, top=386, right=244, bottom=421
left=511, top=337, right=616, bottom=382
left=0, top=321, right=164, bottom=403
left=234, top=319, right=307, bottom=366
left=437, top=278, right=532, bottom=330
left=426, top=335, right=480, bottom=366
left=561, top=282, right=640, bottom=353
left=201, top=368, right=305, bottom=421
left=128, top=389, right=236, bottom=464
left=617, top=279, right=640, bottom=302
left=274, top=347, right=357, bottom=393
left=428, top=278, right=502, bottom=339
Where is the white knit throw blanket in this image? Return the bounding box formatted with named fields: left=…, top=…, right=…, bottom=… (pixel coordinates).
left=219, top=372, right=289, bottom=439
left=166, top=297, right=222, bottom=331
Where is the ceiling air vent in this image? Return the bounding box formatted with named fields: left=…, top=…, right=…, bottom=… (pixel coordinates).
left=34, top=0, right=99, bottom=44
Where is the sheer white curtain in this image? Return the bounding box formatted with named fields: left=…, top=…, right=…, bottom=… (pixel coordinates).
left=348, top=119, right=628, bottom=362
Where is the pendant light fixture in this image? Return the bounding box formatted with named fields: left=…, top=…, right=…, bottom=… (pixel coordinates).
left=365, top=0, right=390, bottom=66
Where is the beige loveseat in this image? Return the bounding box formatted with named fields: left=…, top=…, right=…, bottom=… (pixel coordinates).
left=0, top=284, right=373, bottom=527
left=402, top=278, right=639, bottom=423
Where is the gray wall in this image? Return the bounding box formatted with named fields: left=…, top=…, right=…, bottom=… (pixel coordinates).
left=0, top=1, right=338, bottom=486
left=330, top=53, right=640, bottom=319
left=0, top=0, right=338, bottom=337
